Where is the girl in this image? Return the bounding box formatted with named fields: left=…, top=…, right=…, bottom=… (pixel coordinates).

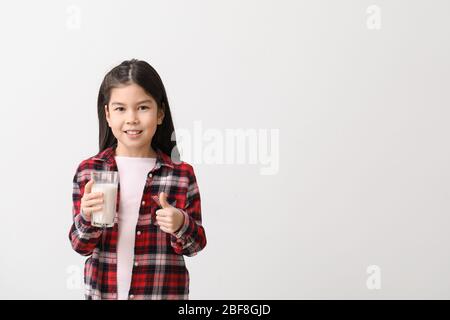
left=69, top=59, right=207, bottom=300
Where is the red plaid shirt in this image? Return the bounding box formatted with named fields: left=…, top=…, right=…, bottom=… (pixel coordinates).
left=69, top=146, right=207, bottom=300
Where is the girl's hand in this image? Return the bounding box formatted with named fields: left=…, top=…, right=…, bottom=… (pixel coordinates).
left=156, top=192, right=185, bottom=234
left=80, top=178, right=104, bottom=221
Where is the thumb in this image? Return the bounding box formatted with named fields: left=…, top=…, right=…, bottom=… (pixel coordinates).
left=85, top=174, right=95, bottom=194
left=159, top=192, right=171, bottom=209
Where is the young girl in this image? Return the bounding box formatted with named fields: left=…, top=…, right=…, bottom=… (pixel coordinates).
left=69, top=59, right=207, bottom=300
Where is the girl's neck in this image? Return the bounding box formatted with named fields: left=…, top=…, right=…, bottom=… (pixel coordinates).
left=114, top=145, right=157, bottom=158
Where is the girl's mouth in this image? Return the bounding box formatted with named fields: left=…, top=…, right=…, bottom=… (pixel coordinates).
left=124, top=130, right=143, bottom=138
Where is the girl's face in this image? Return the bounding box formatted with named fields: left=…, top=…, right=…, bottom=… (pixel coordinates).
left=105, top=83, right=164, bottom=157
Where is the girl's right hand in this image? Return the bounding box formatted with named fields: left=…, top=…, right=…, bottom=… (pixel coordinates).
left=80, top=178, right=104, bottom=220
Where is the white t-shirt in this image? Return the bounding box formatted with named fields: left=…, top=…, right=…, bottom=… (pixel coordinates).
left=114, top=155, right=156, bottom=300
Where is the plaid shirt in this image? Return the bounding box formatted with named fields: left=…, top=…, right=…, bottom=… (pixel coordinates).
left=69, top=146, right=207, bottom=300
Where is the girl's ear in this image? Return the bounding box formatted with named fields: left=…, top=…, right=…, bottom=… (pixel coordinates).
left=157, top=106, right=165, bottom=125
left=104, top=104, right=111, bottom=126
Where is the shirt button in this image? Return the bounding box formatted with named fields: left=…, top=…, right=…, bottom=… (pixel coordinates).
left=141, top=201, right=145, bottom=205
left=129, top=294, right=135, bottom=300
left=148, top=173, right=152, bottom=178
left=134, top=262, right=139, bottom=267
left=137, top=231, right=141, bottom=236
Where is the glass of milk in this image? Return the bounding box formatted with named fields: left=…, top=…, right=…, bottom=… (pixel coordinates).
left=90, top=171, right=119, bottom=228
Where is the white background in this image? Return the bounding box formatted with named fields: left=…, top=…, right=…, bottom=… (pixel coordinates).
left=0, top=0, right=449, bottom=299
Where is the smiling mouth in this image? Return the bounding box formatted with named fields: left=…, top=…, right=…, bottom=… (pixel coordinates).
left=124, top=130, right=143, bottom=136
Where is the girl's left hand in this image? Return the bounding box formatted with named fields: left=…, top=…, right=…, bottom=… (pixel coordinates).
left=155, top=192, right=185, bottom=234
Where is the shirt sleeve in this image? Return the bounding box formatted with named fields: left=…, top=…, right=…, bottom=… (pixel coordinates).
left=170, top=165, right=207, bottom=257
left=68, top=164, right=103, bottom=256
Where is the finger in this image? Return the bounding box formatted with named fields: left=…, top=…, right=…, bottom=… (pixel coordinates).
left=81, top=193, right=103, bottom=209
left=91, top=205, right=103, bottom=213
left=84, top=205, right=103, bottom=214
left=158, top=221, right=171, bottom=228
left=84, top=198, right=104, bottom=207
left=155, top=208, right=167, bottom=217
left=159, top=224, right=171, bottom=232
left=84, top=192, right=103, bottom=201
left=158, top=192, right=171, bottom=209
left=156, top=215, right=171, bottom=223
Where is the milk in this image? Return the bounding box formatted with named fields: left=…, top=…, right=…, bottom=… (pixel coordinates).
left=91, top=183, right=118, bottom=228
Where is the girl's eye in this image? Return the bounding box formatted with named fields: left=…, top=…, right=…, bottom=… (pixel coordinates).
left=114, top=106, right=149, bottom=111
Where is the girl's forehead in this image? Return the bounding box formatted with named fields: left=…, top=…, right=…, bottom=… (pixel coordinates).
left=110, top=83, right=155, bottom=102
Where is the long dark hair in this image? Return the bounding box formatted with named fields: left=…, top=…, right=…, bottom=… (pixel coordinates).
left=97, top=59, right=180, bottom=162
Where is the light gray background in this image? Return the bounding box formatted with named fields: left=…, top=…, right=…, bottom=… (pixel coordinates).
left=0, top=0, right=449, bottom=299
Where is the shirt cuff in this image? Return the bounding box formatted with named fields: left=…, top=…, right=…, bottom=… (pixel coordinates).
left=172, top=209, right=190, bottom=239
left=76, top=210, right=98, bottom=233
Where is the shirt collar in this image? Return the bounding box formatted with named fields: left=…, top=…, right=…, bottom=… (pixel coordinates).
left=92, top=146, right=175, bottom=170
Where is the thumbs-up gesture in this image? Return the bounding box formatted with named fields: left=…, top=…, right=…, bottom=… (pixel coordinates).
left=155, top=192, right=184, bottom=234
